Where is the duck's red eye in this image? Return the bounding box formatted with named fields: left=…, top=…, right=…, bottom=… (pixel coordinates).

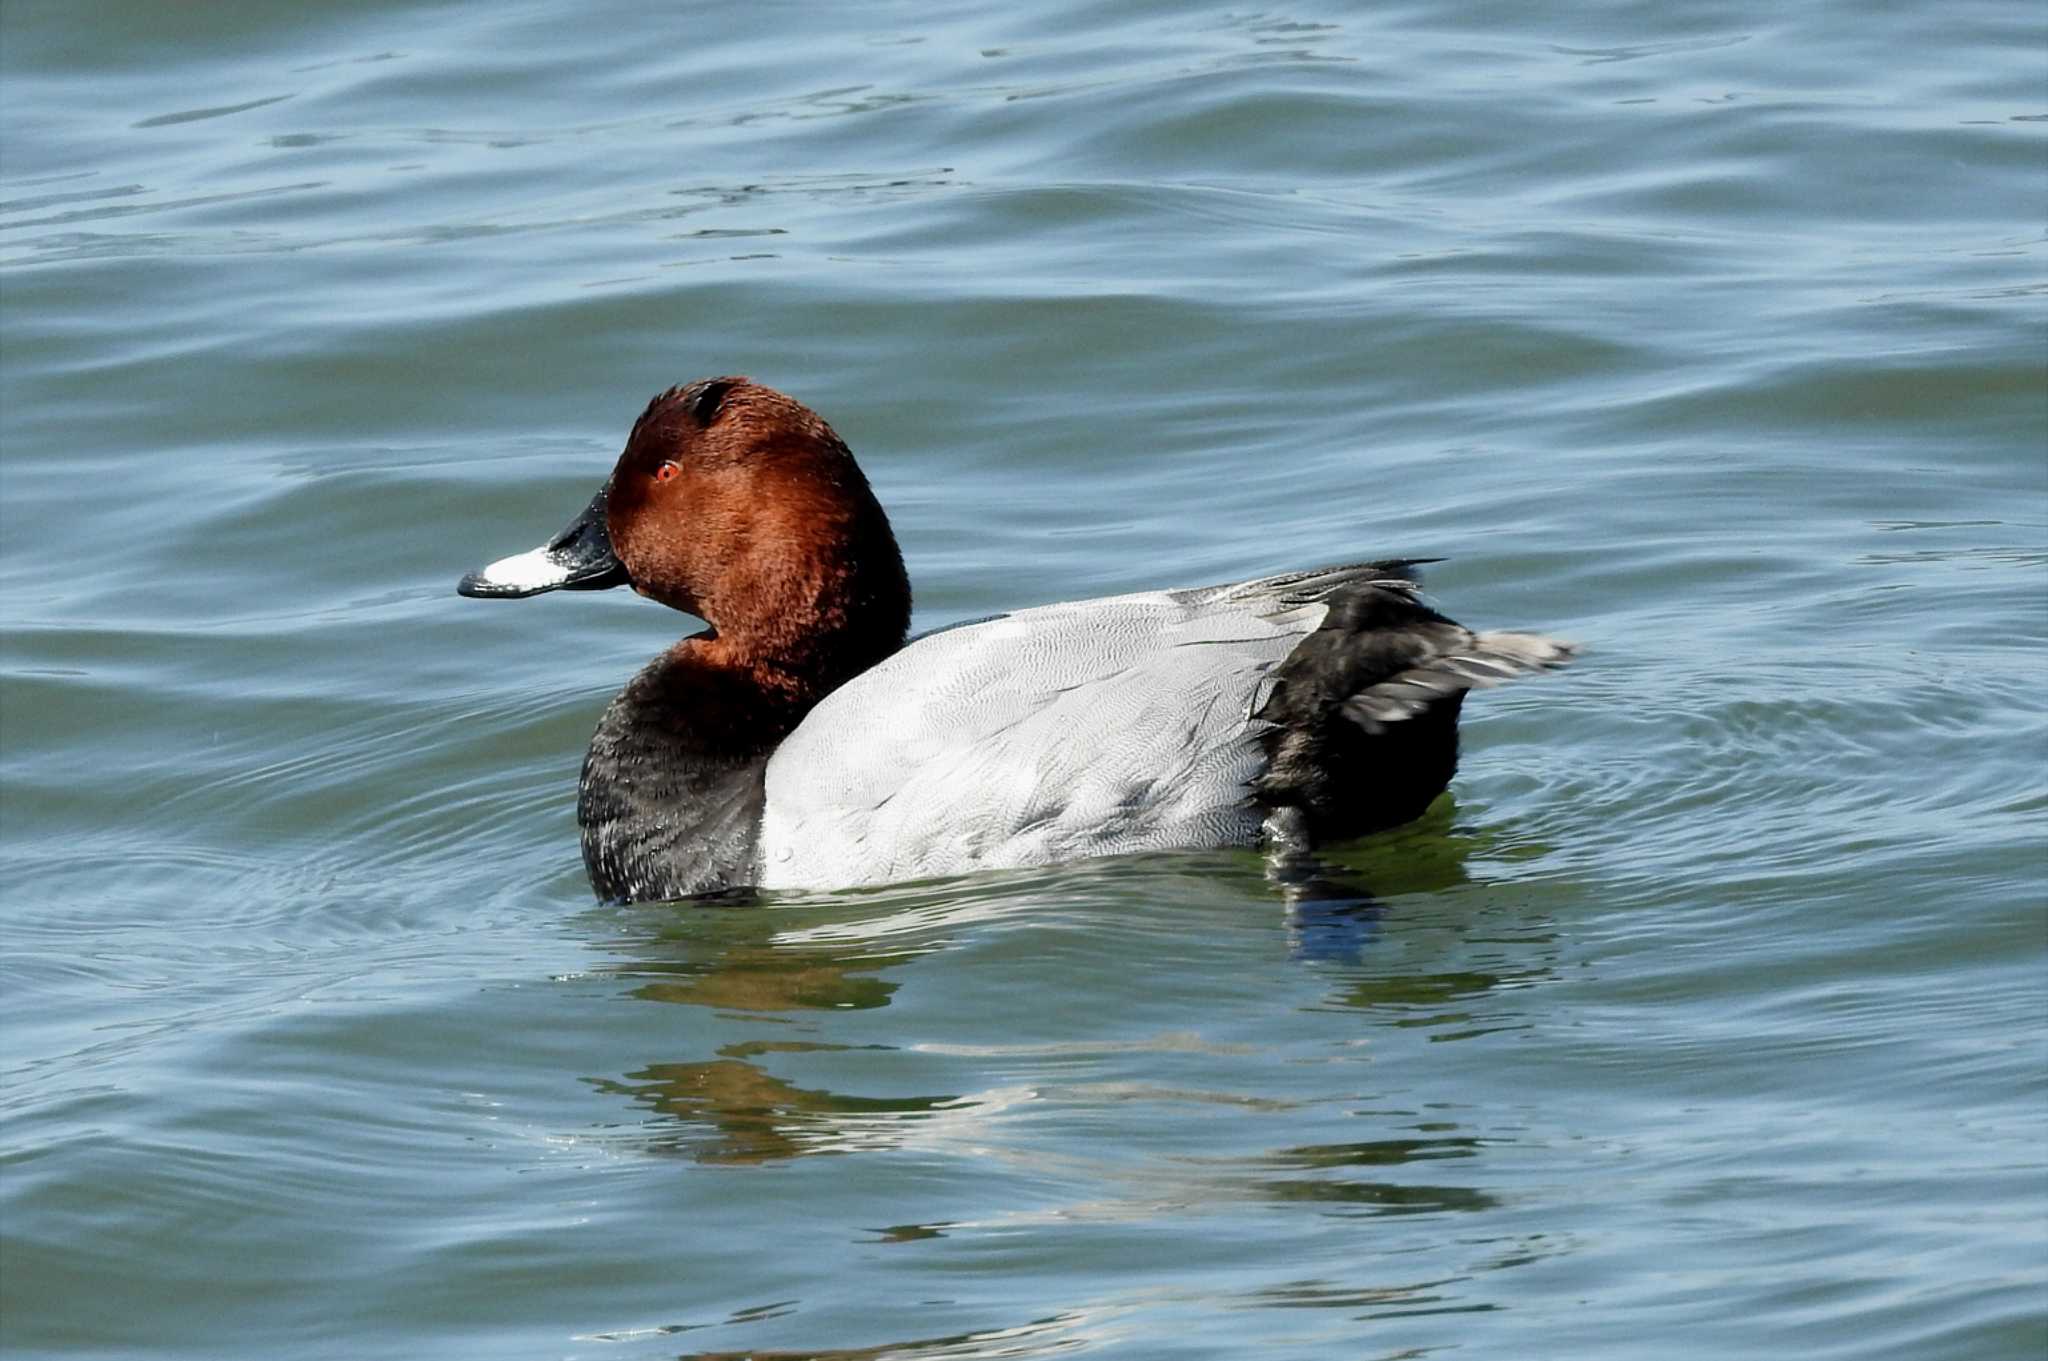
left=655, top=461, right=679, bottom=483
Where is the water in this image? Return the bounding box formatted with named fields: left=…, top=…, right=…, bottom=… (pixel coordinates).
left=2, top=1, right=2043, bottom=1356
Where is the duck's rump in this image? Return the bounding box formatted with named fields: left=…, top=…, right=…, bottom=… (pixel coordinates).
left=756, top=560, right=1569, bottom=890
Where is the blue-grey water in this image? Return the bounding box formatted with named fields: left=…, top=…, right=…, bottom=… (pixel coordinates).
left=3, top=2, right=2044, bottom=1357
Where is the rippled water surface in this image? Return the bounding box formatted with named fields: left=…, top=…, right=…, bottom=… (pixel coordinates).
left=3, top=2, right=2044, bottom=1357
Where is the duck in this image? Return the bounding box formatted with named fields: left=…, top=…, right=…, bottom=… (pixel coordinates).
left=458, top=377, right=1575, bottom=903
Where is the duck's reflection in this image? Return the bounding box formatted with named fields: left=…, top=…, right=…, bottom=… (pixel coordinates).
left=1306, top=809, right=1564, bottom=1026
left=578, top=899, right=965, bottom=1164
left=580, top=810, right=1548, bottom=1167
left=590, top=1044, right=962, bottom=1165
left=1273, top=799, right=1518, bottom=963
left=584, top=880, right=964, bottom=1010
left=613, top=943, right=906, bottom=1013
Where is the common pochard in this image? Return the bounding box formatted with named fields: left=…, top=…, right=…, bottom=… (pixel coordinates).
left=458, top=378, right=1575, bottom=903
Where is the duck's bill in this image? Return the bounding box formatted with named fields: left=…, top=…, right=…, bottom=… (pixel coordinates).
left=457, top=486, right=630, bottom=598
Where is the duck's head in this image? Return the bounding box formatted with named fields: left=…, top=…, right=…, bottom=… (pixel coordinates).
left=460, top=378, right=910, bottom=692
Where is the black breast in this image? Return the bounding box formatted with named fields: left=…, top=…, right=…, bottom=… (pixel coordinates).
left=576, top=654, right=776, bottom=903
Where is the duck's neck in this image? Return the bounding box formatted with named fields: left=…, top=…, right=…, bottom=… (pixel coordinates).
left=695, top=499, right=913, bottom=715
left=578, top=535, right=911, bottom=904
